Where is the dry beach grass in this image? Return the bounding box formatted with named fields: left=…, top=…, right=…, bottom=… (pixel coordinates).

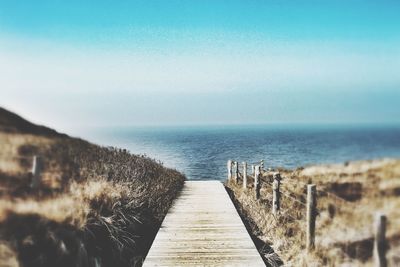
left=226, top=159, right=400, bottom=266
left=0, top=108, right=185, bottom=267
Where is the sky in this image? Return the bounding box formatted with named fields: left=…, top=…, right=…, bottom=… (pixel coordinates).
left=1, top=0, right=400, bottom=133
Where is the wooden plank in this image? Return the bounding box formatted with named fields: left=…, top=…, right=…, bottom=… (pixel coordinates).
left=143, top=181, right=265, bottom=267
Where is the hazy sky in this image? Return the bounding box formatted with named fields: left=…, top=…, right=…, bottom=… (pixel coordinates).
left=1, top=1, right=400, bottom=133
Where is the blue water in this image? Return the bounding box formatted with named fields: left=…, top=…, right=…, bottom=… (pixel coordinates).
left=88, top=125, right=400, bottom=180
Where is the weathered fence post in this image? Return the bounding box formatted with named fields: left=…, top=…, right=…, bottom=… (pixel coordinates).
left=374, top=213, right=387, bottom=267
left=242, top=162, right=247, bottom=189
left=30, top=155, right=43, bottom=189
left=232, top=161, right=237, bottom=181
left=254, top=165, right=261, bottom=199
left=227, top=160, right=232, bottom=181
left=272, top=172, right=281, bottom=215
left=233, top=161, right=239, bottom=183
left=234, top=161, right=239, bottom=184
left=306, top=184, right=316, bottom=251
left=260, top=160, right=264, bottom=171
left=251, top=165, right=255, bottom=176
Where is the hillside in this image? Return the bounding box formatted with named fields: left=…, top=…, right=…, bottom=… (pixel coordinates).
left=226, top=159, right=400, bottom=266
left=0, top=107, right=66, bottom=137
left=0, top=107, right=185, bottom=267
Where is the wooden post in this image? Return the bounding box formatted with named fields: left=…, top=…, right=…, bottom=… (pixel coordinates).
left=251, top=165, right=255, bottom=176
left=242, top=162, right=247, bottom=189
left=231, top=161, right=236, bottom=182
left=374, top=213, right=387, bottom=267
left=227, top=160, right=232, bottom=181
left=30, top=155, right=43, bottom=189
left=306, top=184, right=316, bottom=251
left=234, top=161, right=239, bottom=184
left=260, top=160, right=264, bottom=171
left=272, top=172, right=281, bottom=214
left=254, top=165, right=261, bottom=199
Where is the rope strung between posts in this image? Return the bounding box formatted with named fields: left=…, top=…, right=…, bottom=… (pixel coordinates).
left=261, top=172, right=352, bottom=207
left=280, top=191, right=307, bottom=207
left=331, top=192, right=350, bottom=203
left=281, top=178, right=358, bottom=206
left=282, top=179, right=310, bottom=188
left=282, top=182, right=357, bottom=207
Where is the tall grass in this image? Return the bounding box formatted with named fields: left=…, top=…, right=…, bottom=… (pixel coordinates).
left=0, top=135, right=185, bottom=267
left=226, top=159, right=400, bottom=266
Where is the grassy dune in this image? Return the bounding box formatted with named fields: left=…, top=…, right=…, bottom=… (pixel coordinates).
left=0, top=108, right=185, bottom=267
left=226, top=159, right=400, bottom=266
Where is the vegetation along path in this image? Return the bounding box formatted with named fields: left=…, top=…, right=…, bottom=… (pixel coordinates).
left=144, top=180, right=265, bottom=266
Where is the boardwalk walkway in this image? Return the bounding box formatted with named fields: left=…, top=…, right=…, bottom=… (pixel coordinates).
left=143, top=181, right=265, bottom=266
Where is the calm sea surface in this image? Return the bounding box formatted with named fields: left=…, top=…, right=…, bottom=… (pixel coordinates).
left=88, top=125, right=400, bottom=180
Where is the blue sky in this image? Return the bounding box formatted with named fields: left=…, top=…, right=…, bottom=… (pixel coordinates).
left=1, top=1, right=399, bottom=132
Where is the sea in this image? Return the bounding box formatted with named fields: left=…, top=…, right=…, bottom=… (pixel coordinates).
left=87, top=124, right=400, bottom=180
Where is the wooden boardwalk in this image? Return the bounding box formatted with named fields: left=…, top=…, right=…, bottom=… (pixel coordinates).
left=143, top=181, right=265, bottom=266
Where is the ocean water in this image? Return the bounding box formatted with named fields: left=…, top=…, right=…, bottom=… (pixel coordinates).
left=89, top=125, right=400, bottom=180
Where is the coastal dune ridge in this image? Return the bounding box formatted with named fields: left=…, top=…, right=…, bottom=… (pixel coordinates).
left=226, top=158, right=400, bottom=266
left=0, top=107, right=185, bottom=266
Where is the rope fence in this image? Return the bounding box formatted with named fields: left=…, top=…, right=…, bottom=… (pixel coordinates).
left=226, top=159, right=389, bottom=264
left=280, top=191, right=307, bottom=207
